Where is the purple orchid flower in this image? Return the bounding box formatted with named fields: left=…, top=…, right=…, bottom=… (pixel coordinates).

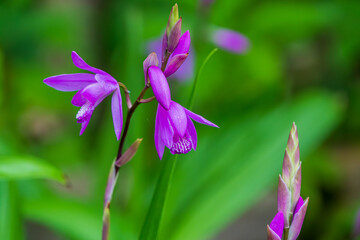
left=267, top=212, right=284, bottom=240
left=211, top=27, right=249, bottom=54
left=154, top=100, right=218, bottom=160
left=43, top=51, right=123, bottom=140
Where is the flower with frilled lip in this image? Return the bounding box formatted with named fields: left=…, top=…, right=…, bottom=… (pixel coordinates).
left=43, top=51, right=123, bottom=140
left=154, top=100, right=218, bottom=159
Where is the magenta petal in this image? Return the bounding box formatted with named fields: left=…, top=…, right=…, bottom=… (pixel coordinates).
left=43, top=73, right=96, bottom=92
left=81, top=83, right=112, bottom=105
left=184, top=108, right=218, bottom=128
left=94, top=73, right=118, bottom=86
left=267, top=225, right=282, bottom=240
left=288, top=198, right=309, bottom=240
left=164, top=53, right=188, bottom=77
left=155, top=106, right=166, bottom=160
left=71, top=51, right=105, bottom=75
left=186, top=117, right=197, bottom=150
left=111, top=87, right=123, bottom=141
left=157, top=105, right=174, bottom=148
left=143, top=52, right=159, bottom=84
left=211, top=28, right=249, bottom=54
left=148, top=66, right=171, bottom=110
left=79, top=119, right=90, bottom=136
left=278, top=175, right=291, bottom=228
left=269, top=212, right=284, bottom=239
left=294, top=197, right=304, bottom=215
left=167, top=101, right=187, bottom=137
left=71, top=90, right=86, bottom=107
left=172, top=31, right=190, bottom=56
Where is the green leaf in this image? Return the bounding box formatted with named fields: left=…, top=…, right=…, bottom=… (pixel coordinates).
left=139, top=155, right=178, bottom=240
left=0, top=181, right=24, bottom=240
left=162, top=90, right=343, bottom=240
left=23, top=198, right=136, bottom=240
left=0, top=155, right=66, bottom=184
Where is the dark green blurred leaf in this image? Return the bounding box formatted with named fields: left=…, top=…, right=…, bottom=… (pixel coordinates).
left=162, top=90, right=343, bottom=239
left=23, top=198, right=136, bottom=240
left=0, top=155, right=66, bottom=184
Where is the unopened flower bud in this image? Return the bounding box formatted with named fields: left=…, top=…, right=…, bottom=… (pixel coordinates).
left=116, top=138, right=143, bottom=167
left=166, top=3, right=179, bottom=36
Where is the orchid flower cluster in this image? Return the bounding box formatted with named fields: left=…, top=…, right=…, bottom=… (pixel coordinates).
left=44, top=5, right=218, bottom=239
left=44, top=4, right=217, bottom=161
left=267, top=123, right=309, bottom=240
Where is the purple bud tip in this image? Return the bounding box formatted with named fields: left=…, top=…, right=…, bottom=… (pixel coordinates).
left=294, top=196, right=304, bottom=215
left=269, top=212, right=284, bottom=239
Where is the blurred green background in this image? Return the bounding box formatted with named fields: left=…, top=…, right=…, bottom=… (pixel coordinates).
left=0, top=0, right=359, bottom=239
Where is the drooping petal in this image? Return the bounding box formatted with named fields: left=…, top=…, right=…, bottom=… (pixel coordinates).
left=184, top=108, right=218, bottom=128
left=164, top=53, right=188, bottom=77
left=157, top=104, right=174, bottom=148
left=43, top=73, right=96, bottom=91
left=143, top=52, right=159, bottom=84
left=168, top=101, right=187, bottom=137
left=71, top=51, right=106, bottom=75
left=81, top=83, right=112, bottom=106
left=172, top=30, right=190, bottom=56
left=155, top=106, right=166, bottom=160
left=148, top=66, right=171, bottom=110
left=288, top=197, right=309, bottom=240
left=267, top=212, right=284, bottom=240
left=211, top=28, right=249, bottom=54
left=186, top=117, right=197, bottom=150
left=278, top=175, right=291, bottom=228
left=111, top=87, right=123, bottom=141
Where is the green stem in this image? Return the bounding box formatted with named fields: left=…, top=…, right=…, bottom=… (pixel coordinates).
left=187, top=48, right=218, bottom=109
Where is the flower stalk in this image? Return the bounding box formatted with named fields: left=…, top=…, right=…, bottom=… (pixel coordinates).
left=267, top=123, right=309, bottom=240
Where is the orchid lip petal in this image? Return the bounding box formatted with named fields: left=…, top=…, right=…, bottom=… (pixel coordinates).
left=111, top=87, right=123, bottom=141
left=184, top=108, right=218, bottom=128
left=148, top=66, right=171, bottom=110
left=164, top=53, right=188, bottom=77
left=43, top=73, right=96, bottom=92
